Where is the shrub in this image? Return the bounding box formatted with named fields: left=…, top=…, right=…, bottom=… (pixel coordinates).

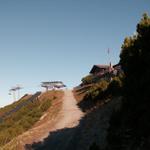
left=106, top=77, right=123, bottom=96
left=81, top=74, right=94, bottom=85
left=40, top=99, right=51, bottom=112
left=84, top=80, right=109, bottom=101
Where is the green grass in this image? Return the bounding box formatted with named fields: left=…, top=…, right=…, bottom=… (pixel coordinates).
left=0, top=94, right=31, bottom=117
left=0, top=94, right=53, bottom=147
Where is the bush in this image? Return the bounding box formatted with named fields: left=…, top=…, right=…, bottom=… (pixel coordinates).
left=40, top=99, right=51, bottom=112
left=120, top=13, right=150, bottom=101
left=106, top=77, right=123, bottom=96
left=84, top=80, right=109, bottom=101
left=81, top=75, right=94, bottom=85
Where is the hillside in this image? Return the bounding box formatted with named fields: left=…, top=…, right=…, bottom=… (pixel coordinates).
left=0, top=90, right=64, bottom=148
left=16, top=78, right=122, bottom=150
left=0, top=94, right=32, bottom=119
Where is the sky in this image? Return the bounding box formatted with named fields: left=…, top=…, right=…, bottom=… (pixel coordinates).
left=0, top=0, right=150, bottom=107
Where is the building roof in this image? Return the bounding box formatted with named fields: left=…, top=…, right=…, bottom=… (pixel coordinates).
left=90, top=65, right=110, bottom=74
left=95, top=65, right=110, bottom=68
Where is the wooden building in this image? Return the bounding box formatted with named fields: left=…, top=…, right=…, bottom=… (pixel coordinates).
left=89, top=63, right=123, bottom=81
left=90, top=64, right=112, bottom=76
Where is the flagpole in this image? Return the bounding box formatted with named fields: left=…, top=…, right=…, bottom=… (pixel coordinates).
left=107, top=48, right=112, bottom=71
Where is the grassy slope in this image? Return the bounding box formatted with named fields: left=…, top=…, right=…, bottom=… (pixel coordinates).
left=0, top=90, right=63, bottom=148
left=0, top=94, right=31, bottom=117
left=73, top=80, right=122, bottom=150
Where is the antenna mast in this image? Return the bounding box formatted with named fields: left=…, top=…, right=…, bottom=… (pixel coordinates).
left=107, top=48, right=112, bottom=71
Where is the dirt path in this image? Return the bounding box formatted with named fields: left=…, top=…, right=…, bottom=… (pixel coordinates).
left=17, top=90, right=84, bottom=149
left=53, top=89, right=84, bottom=129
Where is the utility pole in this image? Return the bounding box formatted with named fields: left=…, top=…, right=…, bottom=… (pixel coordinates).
left=9, top=85, right=23, bottom=101
left=9, top=88, right=17, bottom=101
left=15, top=86, right=23, bottom=100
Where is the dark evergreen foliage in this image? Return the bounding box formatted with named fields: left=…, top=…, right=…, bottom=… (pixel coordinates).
left=106, top=13, right=150, bottom=150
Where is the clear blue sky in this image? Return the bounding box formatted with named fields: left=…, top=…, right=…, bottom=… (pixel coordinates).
left=0, top=0, right=150, bottom=107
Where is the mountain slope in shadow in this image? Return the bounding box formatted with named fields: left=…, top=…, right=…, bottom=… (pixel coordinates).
left=25, top=97, right=122, bottom=150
